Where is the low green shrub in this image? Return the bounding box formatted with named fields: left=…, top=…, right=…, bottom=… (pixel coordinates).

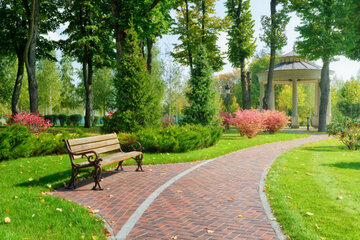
left=125, top=125, right=223, bottom=153
left=58, top=114, right=67, bottom=126
left=0, top=124, right=34, bottom=160
left=68, top=114, right=82, bottom=126
left=327, top=118, right=360, bottom=150
left=0, top=125, right=87, bottom=160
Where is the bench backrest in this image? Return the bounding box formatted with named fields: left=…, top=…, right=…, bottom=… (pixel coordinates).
left=66, top=133, right=120, bottom=159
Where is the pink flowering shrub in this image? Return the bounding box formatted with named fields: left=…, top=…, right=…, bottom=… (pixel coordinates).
left=219, top=111, right=233, bottom=129
left=5, top=111, right=53, bottom=134
left=263, top=110, right=290, bottom=134
left=230, top=109, right=265, bottom=138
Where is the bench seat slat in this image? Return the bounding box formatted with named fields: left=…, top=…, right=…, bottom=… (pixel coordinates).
left=68, top=133, right=118, bottom=146
left=70, top=139, right=120, bottom=153
left=101, top=151, right=142, bottom=166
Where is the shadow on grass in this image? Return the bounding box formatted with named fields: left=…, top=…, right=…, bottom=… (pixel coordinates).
left=16, top=168, right=120, bottom=190
left=302, top=145, right=348, bottom=152
left=323, top=162, right=360, bottom=170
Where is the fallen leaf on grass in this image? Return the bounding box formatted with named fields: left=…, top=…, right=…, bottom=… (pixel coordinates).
left=315, top=224, right=320, bottom=230
left=92, top=236, right=98, bottom=240
left=41, top=199, right=45, bottom=203
left=69, top=222, right=73, bottom=227
left=47, top=184, right=52, bottom=188
left=14, top=196, right=18, bottom=199
left=28, top=178, right=33, bottom=182
left=305, top=173, right=313, bottom=176
left=56, top=208, right=63, bottom=212
left=4, top=217, right=11, bottom=223
left=286, top=196, right=293, bottom=199
left=306, top=212, right=314, bottom=216
left=336, top=196, right=343, bottom=200
left=32, top=214, right=35, bottom=218
left=104, top=228, right=112, bottom=237
left=4, top=209, right=10, bottom=212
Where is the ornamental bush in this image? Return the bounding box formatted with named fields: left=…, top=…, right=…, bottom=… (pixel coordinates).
left=125, top=125, right=223, bottom=153
left=219, top=111, right=233, bottom=129
left=327, top=118, right=360, bottom=150
left=44, top=114, right=59, bottom=126
left=263, top=110, right=290, bottom=134
left=6, top=111, right=53, bottom=134
left=230, top=109, right=265, bottom=138
left=0, top=124, right=34, bottom=160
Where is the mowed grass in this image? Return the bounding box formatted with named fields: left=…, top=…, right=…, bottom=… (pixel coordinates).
left=266, top=139, right=360, bottom=240
left=0, top=130, right=307, bottom=239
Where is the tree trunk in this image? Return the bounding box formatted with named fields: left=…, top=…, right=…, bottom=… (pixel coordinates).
left=83, top=57, right=93, bottom=128
left=185, top=0, right=193, bottom=70
left=246, top=71, right=252, bottom=108
left=263, top=0, right=276, bottom=110
left=240, top=66, right=250, bottom=109
left=318, top=59, right=330, bottom=132
left=12, top=50, right=25, bottom=115
left=111, top=0, right=126, bottom=70
left=146, top=38, right=153, bottom=74
left=24, top=0, right=40, bottom=114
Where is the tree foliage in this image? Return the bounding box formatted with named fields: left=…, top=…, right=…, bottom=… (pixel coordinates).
left=172, top=0, right=225, bottom=71
left=226, top=0, right=256, bottom=109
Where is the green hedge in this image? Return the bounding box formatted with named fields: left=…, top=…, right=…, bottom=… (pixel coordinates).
left=68, top=114, right=82, bottom=126
left=121, top=125, right=223, bottom=153
left=44, top=114, right=59, bottom=126
left=0, top=125, right=86, bottom=161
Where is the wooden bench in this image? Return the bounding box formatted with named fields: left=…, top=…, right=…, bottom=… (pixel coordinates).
left=64, top=133, right=144, bottom=190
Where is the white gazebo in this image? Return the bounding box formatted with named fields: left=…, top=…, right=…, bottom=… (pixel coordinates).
left=258, top=51, right=333, bottom=128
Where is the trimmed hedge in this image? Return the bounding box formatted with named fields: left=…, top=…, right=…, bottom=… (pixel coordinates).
left=58, top=114, right=67, bottom=126
left=68, top=114, right=82, bottom=126
left=121, top=125, right=223, bottom=153
left=44, top=114, right=59, bottom=126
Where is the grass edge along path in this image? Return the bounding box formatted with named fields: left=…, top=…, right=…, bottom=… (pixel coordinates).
left=266, top=138, right=360, bottom=240
left=0, top=131, right=308, bottom=239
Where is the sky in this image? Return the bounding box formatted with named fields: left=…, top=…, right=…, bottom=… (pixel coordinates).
left=49, top=0, right=360, bottom=82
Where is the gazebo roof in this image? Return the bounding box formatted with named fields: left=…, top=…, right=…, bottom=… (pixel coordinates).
left=257, top=50, right=334, bottom=83
left=263, top=51, right=322, bottom=72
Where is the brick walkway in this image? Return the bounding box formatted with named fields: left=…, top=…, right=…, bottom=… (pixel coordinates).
left=53, top=134, right=329, bottom=240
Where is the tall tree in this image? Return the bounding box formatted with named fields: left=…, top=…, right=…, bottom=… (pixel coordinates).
left=37, top=56, right=61, bottom=115
left=345, top=0, right=360, bottom=61
left=260, top=0, right=289, bottom=110
left=226, top=0, right=256, bottom=109
left=343, top=78, right=360, bottom=117
left=93, top=68, right=115, bottom=116
left=0, top=0, right=60, bottom=114
left=61, top=0, right=114, bottom=128
left=59, top=56, right=78, bottom=115
left=172, top=0, right=225, bottom=71
left=291, top=0, right=354, bottom=131
left=183, top=45, right=216, bottom=125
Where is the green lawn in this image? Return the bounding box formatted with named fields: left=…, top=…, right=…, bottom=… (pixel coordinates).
left=0, top=130, right=307, bottom=239
left=266, top=139, right=360, bottom=240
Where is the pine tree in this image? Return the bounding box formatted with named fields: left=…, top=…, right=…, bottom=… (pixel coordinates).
left=183, top=45, right=216, bottom=125
left=110, top=27, right=157, bottom=132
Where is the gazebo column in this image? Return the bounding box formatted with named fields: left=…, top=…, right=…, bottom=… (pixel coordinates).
left=312, top=82, right=320, bottom=128
left=270, top=84, right=275, bottom=110
left=260, top=82, right=264, bottom=111
left=291, top=79, right=299, bottom=128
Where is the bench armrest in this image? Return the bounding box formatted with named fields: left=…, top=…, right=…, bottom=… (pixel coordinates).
left=119, top=141, right=144, bottom=152
left=70, top=150, right=102, bottom=164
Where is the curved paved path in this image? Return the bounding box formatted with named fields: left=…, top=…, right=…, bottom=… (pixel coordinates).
left=53, top=134, right=329, bottom=240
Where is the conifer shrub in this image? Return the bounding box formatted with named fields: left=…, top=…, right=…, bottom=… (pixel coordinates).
left=128, top=125, right=223, bottom=153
